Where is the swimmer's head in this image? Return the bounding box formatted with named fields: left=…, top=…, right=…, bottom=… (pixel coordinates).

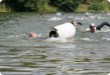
left=71, top=20, right=77, bottom=26
left=29, top=32, right=37, bottom=38
left=89, top=23, right=97, bottom=33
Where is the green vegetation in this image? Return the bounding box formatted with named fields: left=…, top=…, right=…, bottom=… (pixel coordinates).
left=0, top=0, right=110, bottom=12
left=89, top=2, right=104, bottom=12
left=0, top=4, right=11, bottom=12
left=49, top=0, right=82, bottom=12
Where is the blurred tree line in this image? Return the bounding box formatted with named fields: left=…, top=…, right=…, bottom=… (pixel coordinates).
left=1, top=0, right=110, bottom=12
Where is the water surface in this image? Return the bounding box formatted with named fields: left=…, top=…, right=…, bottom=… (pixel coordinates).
left=0, top=12, right=110, bottom=75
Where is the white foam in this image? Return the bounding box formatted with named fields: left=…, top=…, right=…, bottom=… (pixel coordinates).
left=75, top=17, right=85, bottom=20
left=48, top=17, right=62, bottom=21
left=102, top=37, right=110, bottom=41
left=100, top=29, right=110, bottom=32
left=68, top=16, right=74, bottom=19
left=8, top=34, right=42, bottom=39
left=81, top=37, right=93, bottom=41
left=46, top=37, right=74, bottom=43
left=8, top=34, right=27, bottom=38
left=46, top=37, right=66, bottom=43
left=56, top=12, right=62, bottom=16
left=107, top=12, right=110, bottom=15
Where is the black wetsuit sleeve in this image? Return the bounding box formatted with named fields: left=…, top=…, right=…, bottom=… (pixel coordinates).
left=96, top=22, right=110, bottom=30
left=77, top=22, right=83, bottom=25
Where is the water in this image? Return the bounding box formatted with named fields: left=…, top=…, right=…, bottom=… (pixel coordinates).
left=0, top=12, right=110, bottom=75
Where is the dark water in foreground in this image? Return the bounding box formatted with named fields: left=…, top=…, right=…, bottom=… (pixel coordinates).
left=0, top=12, right=110, bottom=75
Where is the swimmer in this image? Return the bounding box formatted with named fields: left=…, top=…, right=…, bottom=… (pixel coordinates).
left=29, top=32, right=37, bottom=39
left=86, top=22, right=110, bottom=33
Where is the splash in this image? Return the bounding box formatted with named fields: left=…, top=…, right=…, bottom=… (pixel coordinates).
left=46, top=37, right=74, bottom=43
left=99, top=29, right=110, bottom=32
left=48, top=17, right=62, bottom=21
left=102, top=37, right=110, bottom=41
left=8, top=34, right=42, bottom=39
left=46, top=37, right=67, bottom=43
left=56, top=12, right=62, bottom=16
left=81, top=37, right=93, bottom=41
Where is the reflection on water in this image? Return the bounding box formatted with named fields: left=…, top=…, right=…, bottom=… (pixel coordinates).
left=0, top=13, right=110, bottom=75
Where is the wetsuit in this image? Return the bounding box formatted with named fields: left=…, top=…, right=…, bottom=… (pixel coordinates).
left=96, top=22, right=110, bottom=30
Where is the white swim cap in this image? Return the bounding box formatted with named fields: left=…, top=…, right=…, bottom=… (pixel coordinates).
left=90, top=23, right=95, bottom=26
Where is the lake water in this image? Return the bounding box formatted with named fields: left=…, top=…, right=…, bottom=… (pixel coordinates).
left=0, top=12, right=110, bottom=75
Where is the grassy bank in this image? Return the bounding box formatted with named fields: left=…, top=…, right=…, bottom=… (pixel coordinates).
left=0, top=0, right=109, bottom=13
left=0, top=4, right=12, bottom=12
left=75, top=1, right=110, bottom=13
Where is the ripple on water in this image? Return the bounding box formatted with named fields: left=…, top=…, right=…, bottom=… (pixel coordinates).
left=46, top=37, right=75, bottom=43
left=0, top=13, right=110, bottom=75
